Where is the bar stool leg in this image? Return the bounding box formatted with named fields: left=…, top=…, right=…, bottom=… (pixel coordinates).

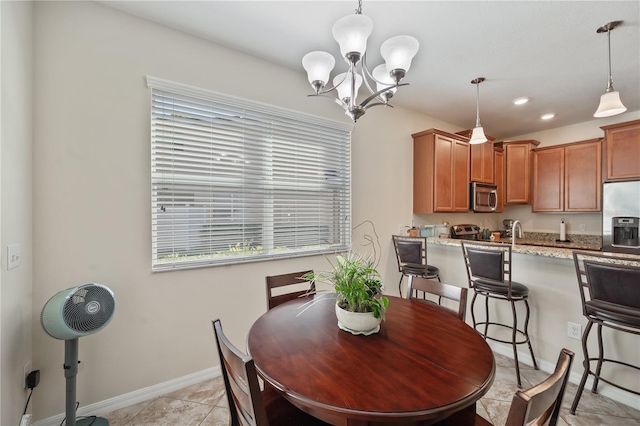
left=470, top=291, right=479, bottom=331
left=571, top=320, right=594, bottom=414
left=483, top=294, right=490, bottom=339
left=592, top=323, right=604, bottom=393
left=511, top=299, right=523, bottom=388
left=523, top=298, right=538, bottom=370
left=398, top=275, right=404, bottom=298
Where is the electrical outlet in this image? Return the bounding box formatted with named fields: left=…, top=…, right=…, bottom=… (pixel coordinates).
left=23, top=361, right=31, bottom=389
left=579, top=223, right=586, bottom=231
left=568, top=322, right=582, bottom=340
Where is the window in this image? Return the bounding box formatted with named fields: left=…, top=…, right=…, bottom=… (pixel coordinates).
left=147, top=77, right=352, bottom=271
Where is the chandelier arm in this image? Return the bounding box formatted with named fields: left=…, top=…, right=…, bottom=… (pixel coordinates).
left=359, top=83, right=408, bottom=108
left=364, top=102, right=395, bottom=110
left=360, top=54, right=388, bottom=101
left=307, top=93, right=349, bottom=110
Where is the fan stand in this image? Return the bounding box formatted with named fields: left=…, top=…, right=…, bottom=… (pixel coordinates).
left=65, top=339, right=109, bottom=426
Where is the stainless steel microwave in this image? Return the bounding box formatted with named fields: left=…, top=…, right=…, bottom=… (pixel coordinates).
left=470, top=182, right=498, bottom=212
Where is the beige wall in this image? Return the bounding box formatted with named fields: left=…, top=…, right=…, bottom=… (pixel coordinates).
left=30, top=1, right=453, bottom=420
left=1, top=1, right=34, bottom=425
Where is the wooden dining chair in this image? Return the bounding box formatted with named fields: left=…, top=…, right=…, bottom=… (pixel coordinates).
left=406, top=276, right=468, bottom=321
left=212, top=318, right=330, bottom=426
left=265, top=270, right=315, bottom=310
left=437, top=348, right=574, bottom=426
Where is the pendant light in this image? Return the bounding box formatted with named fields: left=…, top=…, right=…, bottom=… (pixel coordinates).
left=594, top=20, right=627, bottom=118
left=470, top=77, right=488, bottom=144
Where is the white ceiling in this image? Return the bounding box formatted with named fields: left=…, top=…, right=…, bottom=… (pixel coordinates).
left=99, top=1, right=639, bottom=139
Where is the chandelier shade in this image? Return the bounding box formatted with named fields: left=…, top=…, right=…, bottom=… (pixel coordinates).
left=302, top=51, right=335, bottom=91
left=334, top=72, right=363, bottom=102
left=381, top=36, right=420, bottom=79
left=302, top=0, right=419, bottom=122
left=593, top=20, right=626, bottom=118
left=332, top=14, right=373, bottom=58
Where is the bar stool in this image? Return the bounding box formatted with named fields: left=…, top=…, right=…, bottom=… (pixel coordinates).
left=392, top=235, right=440, bottom=298
left=570, top=251, right=640, bottom=414
left=461, top=240, right=538, bottom=388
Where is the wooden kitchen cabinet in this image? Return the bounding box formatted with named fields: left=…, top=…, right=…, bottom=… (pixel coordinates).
left=413, top=129, right=470, bottom=213
left=495, top=140, right=540, bottom=204
left=532, top=139, right=602, bottom=212
left=494, top=147, right=504, bottom=212
left=601, top=119, right=640, bottom=181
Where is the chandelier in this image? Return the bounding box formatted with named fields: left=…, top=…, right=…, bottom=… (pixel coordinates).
left=302, top=0, right=419, bottom=122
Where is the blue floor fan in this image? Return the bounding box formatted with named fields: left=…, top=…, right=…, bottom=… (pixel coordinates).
left=41, top=283, right=116, bottom=426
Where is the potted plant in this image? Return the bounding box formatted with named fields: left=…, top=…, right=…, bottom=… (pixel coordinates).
left=304, top=252, right=389, bottom=335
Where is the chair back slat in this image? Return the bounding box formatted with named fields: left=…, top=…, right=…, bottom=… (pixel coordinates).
left=407, top=276, right=468, bottom=321
left=213, top=319, right=269, bottom=426
left=506, top=348, right=574, bottom=426
left=266, top=270, right=315, bottom=310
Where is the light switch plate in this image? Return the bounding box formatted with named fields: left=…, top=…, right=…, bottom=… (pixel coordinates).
left=7, top=244, right=21, bottom=270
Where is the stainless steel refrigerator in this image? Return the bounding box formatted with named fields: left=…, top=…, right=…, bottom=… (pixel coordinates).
left=603, top=181, right=640, bottom=254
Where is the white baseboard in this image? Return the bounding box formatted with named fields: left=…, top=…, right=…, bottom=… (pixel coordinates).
left=489, top=342, right=640, bottom=411
left=33, top=366, right=221, bottom=426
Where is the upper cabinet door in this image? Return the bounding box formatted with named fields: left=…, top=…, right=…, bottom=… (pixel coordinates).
left=470, top=142, right=494, bottom=184
left=501, top=140, right=540, bottom=204
left=602, top=120, right=640, bottom=181
left=565, top=140, right=601, bottom=212
left=533, top=147, right=564, bottom=212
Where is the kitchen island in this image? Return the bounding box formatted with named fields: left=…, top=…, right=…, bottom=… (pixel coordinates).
left=422, top=237, right=640, bottom=411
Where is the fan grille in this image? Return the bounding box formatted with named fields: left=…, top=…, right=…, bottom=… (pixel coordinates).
left=63, top=285, right=115, bottom=333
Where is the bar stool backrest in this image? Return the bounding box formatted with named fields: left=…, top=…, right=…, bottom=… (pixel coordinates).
left=574, top=251, right=640, bottom=321
left=392, top=236, right=427, bottom=270
left=461, top=241, right=513, bottom=293
left=467, top=248, right=505, bottom=282
left=585, top=262, right=640, bottom=309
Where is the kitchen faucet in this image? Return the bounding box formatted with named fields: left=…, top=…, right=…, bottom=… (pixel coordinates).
left=512, top=220, right=523, bottom=248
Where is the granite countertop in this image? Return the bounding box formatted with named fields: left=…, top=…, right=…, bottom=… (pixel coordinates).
left=426, top=234, right=639, bottom=263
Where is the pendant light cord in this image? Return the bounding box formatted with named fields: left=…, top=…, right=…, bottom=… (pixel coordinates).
left=475, top=80, right=482, bottom=127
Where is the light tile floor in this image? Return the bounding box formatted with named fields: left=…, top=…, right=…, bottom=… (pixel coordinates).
left=103, top=352, right=640, bottom=425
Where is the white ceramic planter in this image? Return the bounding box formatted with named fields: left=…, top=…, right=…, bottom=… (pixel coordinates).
left=335, top=304, right=381, bottom=335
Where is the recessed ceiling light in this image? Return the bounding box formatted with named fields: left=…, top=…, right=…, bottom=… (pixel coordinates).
left=513, top=97, right=531, bottom=105
left=541, top=113, right=555, bottom=120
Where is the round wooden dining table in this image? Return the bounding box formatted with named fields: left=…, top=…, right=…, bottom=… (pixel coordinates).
left=247, top=294, right=495, bottom=425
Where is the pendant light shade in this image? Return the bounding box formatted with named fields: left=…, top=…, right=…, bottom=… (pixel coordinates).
left=595, top=91, right=627, bottom=118
left=470, top=126, right=488, bottom=145
left=470, top=77, right=488, bottom=145
left=594, top=21, right=627, bottom=118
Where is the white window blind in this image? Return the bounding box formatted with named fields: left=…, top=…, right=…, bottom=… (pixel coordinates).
left=147, top=77, right=352, bottom=271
